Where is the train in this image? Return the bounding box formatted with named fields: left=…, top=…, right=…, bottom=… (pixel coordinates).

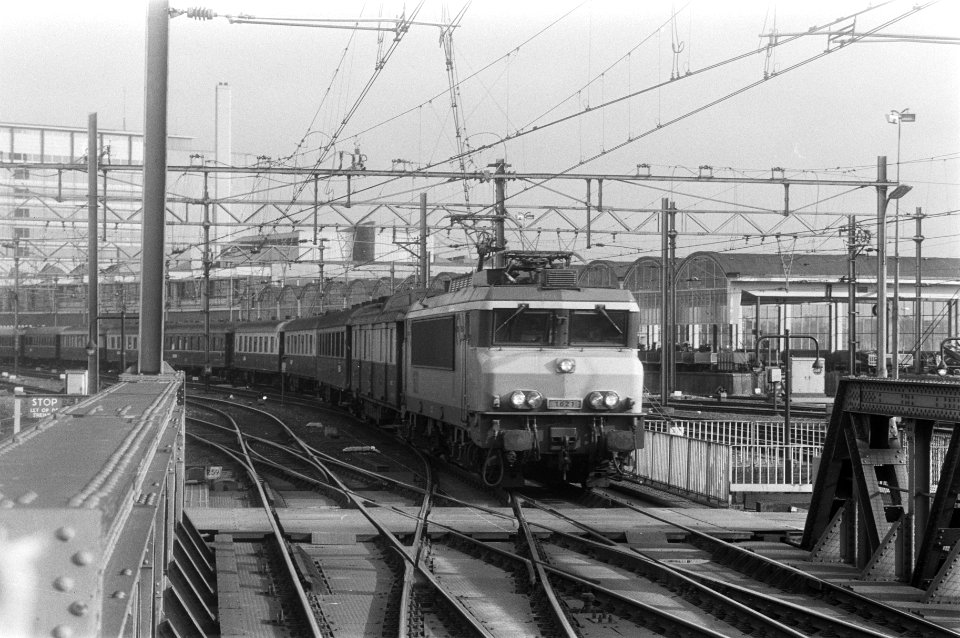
left=0, top=251, right=645, bottom=488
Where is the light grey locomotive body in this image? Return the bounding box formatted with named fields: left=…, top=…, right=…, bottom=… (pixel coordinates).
left=404, top=255, right=643, bottom=486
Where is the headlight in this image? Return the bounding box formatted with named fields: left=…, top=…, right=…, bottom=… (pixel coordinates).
left=556, top=358, right=576, bottom=373
left=587, top=390, right=620, bottom=410
left=587, top=391, right=605, bottom=409
left=603, top=391, right=620, bottom=408
left=525, top=390, right=544, bottom=409
left=506, top=389, right=543, bottom=410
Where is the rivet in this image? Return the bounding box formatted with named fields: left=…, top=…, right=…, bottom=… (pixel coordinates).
left=68, top=601, right=89, bottom=617
left=16, top=491, right=38, bottom=505
left=51, top=625, right=73, bottom=638
left=112, top=590, right=127, bottom=599
left=71, top=551, right=94, bottom=567
left=121, top=568, right=133, bottom=576
left=53, top=576, right=75, bottom=592
left=55, top=527, right=76, bottom=542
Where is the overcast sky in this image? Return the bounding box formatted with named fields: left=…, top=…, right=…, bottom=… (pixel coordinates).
left=1, top=0, right=958, bottom=259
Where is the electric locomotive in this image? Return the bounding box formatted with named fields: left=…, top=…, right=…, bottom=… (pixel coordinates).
left=402, top=251, right=644, bottom=487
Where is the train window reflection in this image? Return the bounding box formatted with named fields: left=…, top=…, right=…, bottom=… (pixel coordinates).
left=493, top=309, right=554, bottom=345
left=569, top=310, right=627, bottom=346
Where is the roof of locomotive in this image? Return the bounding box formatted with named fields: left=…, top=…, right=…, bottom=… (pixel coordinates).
left=416, top=279, right=638, bottom=310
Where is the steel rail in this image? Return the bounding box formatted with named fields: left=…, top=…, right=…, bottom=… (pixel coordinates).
left=510, top=497, right=579, bottom=637
left=520, top=496, right=897, bottom=638
left=225, top=404, right=496, bottom=638
left=182, top=426, right=324, bottom=637
left=398, top=447, right=433, bottom=638
left=594, top=488, right=958, bottom=637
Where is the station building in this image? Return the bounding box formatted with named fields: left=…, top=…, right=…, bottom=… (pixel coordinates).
left=580, top=251, right=960, bottom=356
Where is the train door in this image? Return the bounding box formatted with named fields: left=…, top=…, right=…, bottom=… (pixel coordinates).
left=458, top=312, right=468, bottom=423
left=394, top=320, right=404, bottom=407
left=224, top=332, right=234, bottom=369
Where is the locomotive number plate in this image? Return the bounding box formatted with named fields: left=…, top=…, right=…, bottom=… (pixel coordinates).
left=547, top=398, right=582, bottom=410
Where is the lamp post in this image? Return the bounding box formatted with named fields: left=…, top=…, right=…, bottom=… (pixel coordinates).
left=886, top=109, right=916, bottom=379
left=754, top=329, right=823, bottom=483
left=875, top=156, right=912, bottom=379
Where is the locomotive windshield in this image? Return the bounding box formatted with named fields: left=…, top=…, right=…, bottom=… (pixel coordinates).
left=493, top=309, right=554, bottom=345
left=569, top=309, right=628, bottom=346
left=491, top=308, right=629, bottom=347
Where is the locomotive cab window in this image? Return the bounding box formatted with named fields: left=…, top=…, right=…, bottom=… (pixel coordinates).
left=569, top=309, right=628, bottom=346
left=492, top=307, right=554, bottom=346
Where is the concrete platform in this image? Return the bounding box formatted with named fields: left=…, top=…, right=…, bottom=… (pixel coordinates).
left=186, top=505, right=806, bottom=540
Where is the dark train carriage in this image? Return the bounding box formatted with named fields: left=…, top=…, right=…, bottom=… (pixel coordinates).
left=284, top=309, right=355, bottom=400
left=283, top=315, right=321, bottom=392
left=232, top=319, right=287, bottom=384
left=315, top=313, right=351, bottom=402
left=21, top=326, right=64, bottom=365
left=0, top=326, right=19, bottom=366
left=101, top=318, right=139, bottom=373
left=348, top=293, right=413, bottom=422
left=60, top=326, right=95, bottom=366
left=165, top=321, right=234, bottom=378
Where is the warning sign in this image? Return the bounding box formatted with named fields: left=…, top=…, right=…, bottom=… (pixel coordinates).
left=26, top=395, right=62, bottom=419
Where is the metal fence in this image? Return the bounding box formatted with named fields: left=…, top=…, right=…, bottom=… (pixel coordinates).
left=637, top=418, right=950, bottom=504
left=645, top=418, right=827, bottom=447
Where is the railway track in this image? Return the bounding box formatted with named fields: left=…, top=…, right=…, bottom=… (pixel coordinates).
left=182, top=391, right=959, bottom=636
left=665, top=396, right=828, bottom=420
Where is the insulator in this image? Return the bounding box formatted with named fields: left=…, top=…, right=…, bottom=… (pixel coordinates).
left=187, top=7, right=214, bottom=20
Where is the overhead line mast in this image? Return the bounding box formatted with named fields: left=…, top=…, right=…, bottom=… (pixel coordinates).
left=440, top=2, right=473, bottom=210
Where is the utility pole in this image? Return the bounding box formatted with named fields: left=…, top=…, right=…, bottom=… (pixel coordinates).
left=847, top=216, right=857, bottom=373
left=585, top=179, right=592, bottom=249
left=139, top=0, right=169, bottom=375
left=11, top=241, right=19, bottom=379
left=118, top=286, right=126, bottom=374
left=203, top=171, right=211, bottom=387
left=87, top=113, right=99, bottom=393
left=914, top=208, right=924, bottom=374
left=419, top=192, right=429, bottom=288
left=668, top=202, right=678, bottom=394
left=876, top=157, right=888, bottom=378
left=660, top=198, right=670, bottom=401
left=491, top=159, right=507, bottom=268
left=316, top=238, right=326, bottom=313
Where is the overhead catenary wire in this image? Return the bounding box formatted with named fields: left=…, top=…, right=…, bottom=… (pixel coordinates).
left=271, top=0, right=912, bottom=232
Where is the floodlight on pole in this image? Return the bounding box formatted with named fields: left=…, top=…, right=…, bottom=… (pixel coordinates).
left=874, top=154, right=913, bottom=379
left=887, top=109, right=916, bottom=379
left=888, top=184, right=913, bottom=201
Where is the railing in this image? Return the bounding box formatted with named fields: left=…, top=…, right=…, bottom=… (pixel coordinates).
left=636, top=418, right=951, bottom=504
left=645, top=418, right=827, bottom=447
left=637, top=432, right=732, bottom=504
